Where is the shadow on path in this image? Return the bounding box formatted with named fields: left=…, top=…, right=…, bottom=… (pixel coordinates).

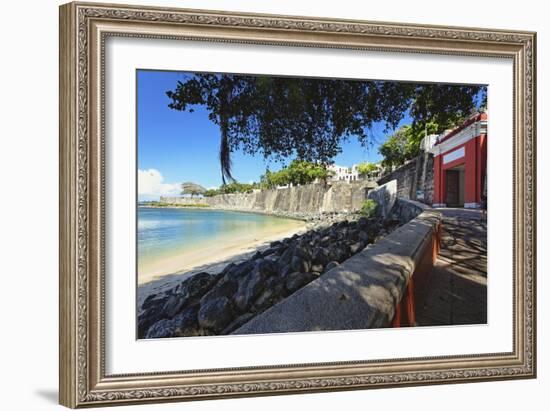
left=416, top=208, right=487, bottom=326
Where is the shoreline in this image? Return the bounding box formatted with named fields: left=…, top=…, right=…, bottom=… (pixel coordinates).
left=136, top=207, right=361, bottom=307
left=137, top=244, right=266, bottom=312
left=138, top=204, right=312, bottom=222
left=137, top=219, right=310, bottom=288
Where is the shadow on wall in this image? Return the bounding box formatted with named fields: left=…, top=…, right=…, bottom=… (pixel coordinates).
left=367, top=180, right=397, bottom=219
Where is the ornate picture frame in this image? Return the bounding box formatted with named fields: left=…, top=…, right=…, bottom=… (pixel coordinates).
left=59, top=1, right=536, bottom=407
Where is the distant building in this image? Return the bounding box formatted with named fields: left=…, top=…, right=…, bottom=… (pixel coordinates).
left=327, top=163, right=382, bottom=183
left=429, top=112, right=488, bottom=208
left=328, top=164, right=360, bottom=182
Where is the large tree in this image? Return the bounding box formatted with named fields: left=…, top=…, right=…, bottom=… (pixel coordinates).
left=166, top=74, right=485, bottom=183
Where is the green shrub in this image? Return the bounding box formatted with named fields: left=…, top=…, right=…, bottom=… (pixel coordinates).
left=360, top=199, right=378, bottom=218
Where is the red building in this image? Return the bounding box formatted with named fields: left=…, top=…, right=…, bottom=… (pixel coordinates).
left=429, top=112, right=487, bottom=208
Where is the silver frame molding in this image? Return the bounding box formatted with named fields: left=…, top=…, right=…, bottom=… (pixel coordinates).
left=59, top=2, right=536, bottom=408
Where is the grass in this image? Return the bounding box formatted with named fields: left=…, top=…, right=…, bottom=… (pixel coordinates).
left=140, top=201, right=210, bottom=208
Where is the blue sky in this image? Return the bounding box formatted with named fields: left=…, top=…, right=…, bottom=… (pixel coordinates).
left=137, top=70, right=411, bottom=200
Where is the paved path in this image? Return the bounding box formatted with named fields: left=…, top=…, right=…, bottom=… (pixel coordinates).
left=416, top=208, right=487, bottom=326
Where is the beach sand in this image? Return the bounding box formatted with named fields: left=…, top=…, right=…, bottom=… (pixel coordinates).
left=137, top=219, right=308, bottom=293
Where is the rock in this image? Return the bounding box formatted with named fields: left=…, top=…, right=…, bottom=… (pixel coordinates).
left=229, top=260, right=255, bottom=279
left=312, top=247, right=329, bottom=266
left=264, top=254, right=280, bottom=266
left=337, top=220, right=349, bottom=228
left=294, top=243, right=312, bottom=261
left=137, top=301, right=168, bottom=338
left=252, top=251, right=263, bottom=260
left=267, top=275, right=287, bottom=296
left=278, top=247, right=294, bottom=266
left=254, top=288, right=278, bottom=311
left=261, top=247, right=277, bottom=258
left=310, top=263, right=324, bottom=273
left=198, top=297, right=234, bottom=332
left=222, top=312, right=256, bottom=335
left=285, top=271, right=318, bottom=293
left=173, top=305, right=200, bottom=337
left=358, top=230, right=369, bottom=242
left=290, top=255, right=310, bottom=273
left=290, top=255, right=303, bottom=271
left=233, top=266, right=268, bottom=312
left=275, top=246, right=287, bottom=256
left=141, top=293, right=167, bottom=311
left=162, top=294, right=185, bottom=318
left=357, top=217, right=368, bottom=229
left=328, top=245, right=347, bottom=263
left=349, top=242, right=364, bottom=254
left=278, top=264, right=293, bottom=279
left=145, top=318, right=177, bottom=339
left=221, top=262, right=237, bottom=275
left=177, top=272, right=217, bottom=305
left=348, top=229, right=360, bottom=241
left=256, top=258, right=278, bottom=277
left=143, top=303, right=201, bottom=339
left=200, top=276, right=238, bottom=304
left=324, top=261, right=340, bottom=273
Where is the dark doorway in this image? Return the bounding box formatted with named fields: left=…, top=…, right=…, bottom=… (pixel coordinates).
left=446, top=170, right=460, bottom=206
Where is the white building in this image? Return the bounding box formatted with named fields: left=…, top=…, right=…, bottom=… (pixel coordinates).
left=327, top=163, right=383, bottom=183
left=328, top=164, right=361, bottom=182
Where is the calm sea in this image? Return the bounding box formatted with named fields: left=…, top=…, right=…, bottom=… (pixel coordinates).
left=137, top=207, right=301, bottom=276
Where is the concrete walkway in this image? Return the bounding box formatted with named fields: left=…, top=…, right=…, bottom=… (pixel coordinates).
left=416, top=208, right=487, bottom=326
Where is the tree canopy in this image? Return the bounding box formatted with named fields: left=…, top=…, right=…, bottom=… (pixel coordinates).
left=378, top=118, right=466, bottom=169
left=356, top=162, right=380, bottom=179
left=166, top=74, right=486, bottom=183
left=203, top=181, right=258, bottom=197
left=260, top=160, right=333, bottom=189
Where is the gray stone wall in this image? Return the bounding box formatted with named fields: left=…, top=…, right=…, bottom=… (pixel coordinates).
left=377, top=152, right=434, bottom=205
left=367, top=180, right=397, bottom=219
left=160, top=181, right=377, bottom=217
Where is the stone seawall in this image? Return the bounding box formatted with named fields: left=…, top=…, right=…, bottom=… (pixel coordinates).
left=161, top=181, right=376, bottom=219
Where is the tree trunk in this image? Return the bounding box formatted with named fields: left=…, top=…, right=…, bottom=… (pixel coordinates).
left=219, top=75, right=232, bottom=185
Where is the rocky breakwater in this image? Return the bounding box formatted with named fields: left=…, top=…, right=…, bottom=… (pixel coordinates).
left=138, top=216, right=401, bottom=339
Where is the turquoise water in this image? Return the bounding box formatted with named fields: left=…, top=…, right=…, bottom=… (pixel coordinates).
left=137, top=207, right=302, bottom=278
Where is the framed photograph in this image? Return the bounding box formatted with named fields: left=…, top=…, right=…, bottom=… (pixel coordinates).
left=59, top=1, right=536, bottom=408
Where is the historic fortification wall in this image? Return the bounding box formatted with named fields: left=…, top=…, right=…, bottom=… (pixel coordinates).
left=160, top=181, right=376, bottom=218
left=377, top=153, right=434, bottom=205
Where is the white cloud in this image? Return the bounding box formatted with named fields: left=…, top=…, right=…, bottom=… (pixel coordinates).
left=138, top=169, right=180, bottom=199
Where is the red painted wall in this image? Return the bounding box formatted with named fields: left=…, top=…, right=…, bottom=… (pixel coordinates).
left=392, top=220, right=441, bottom=327
left=433, top=135, right=485, bottom=206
